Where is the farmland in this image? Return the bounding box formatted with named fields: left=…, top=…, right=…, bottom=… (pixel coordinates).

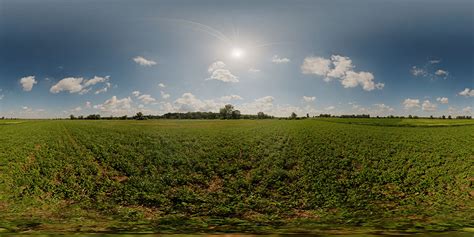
left=0, top=119, right=473, bottom=234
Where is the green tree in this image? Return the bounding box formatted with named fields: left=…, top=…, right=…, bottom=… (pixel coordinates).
left=135, top=112, right=145, bottom=120
left=220, top=104, right=235, bottom=119
left=290, top=112, right=297, bottom=119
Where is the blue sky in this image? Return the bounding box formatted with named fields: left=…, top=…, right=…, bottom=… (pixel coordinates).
left=0, top=0, right=472, bottom=118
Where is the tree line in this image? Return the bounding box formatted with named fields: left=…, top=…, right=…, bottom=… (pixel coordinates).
left=65, top=104, right=473, bottom=120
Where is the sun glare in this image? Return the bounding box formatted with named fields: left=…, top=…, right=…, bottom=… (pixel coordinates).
left=231, top=47, right=244, bottom=59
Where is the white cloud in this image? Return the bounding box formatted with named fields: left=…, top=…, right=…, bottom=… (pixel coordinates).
left=373, top=103, right=395, bottom=113
left=411, top=60, right=449, bottom=79
left=434, top=69, right=449, bottom=78
left=301, top=55, right=382, bottom=91
left=206, top=61, right=238, bottom=83
left=133, top=56, right=157, bottom=66
left=73, top=106, right=82, bottom=112
left=272, top=55, right=290, bottom=64
left=220, top=94, right=243, bottom=102
left=436, top=97, right=449, bottom=104
left=0, top=94, right=4, bottom=100
left=137, top=94, right=156, bottom=104
left=302, top=96, right=316, bottom=102
left=50, top=77, right=84, bottom=93
left=158, top=83, right=166, bottom=88
left=462, top=106, right=472, bottom=113
left=342, top=71, right=377, bottom=91
left=325, top=106, right=335, bottom=111
left=161, top=91, right=170, bottom=99
left=50, top=76, right=110, bottom=94
left=85, top=101, right=92, bottom=108
left=249, top=68, right=260, bottom=73
left=403, top=98, right=420, bottom=109
left=132, top=91, right=141, bottom=97
left=421, top=100, right=437, bottom=112
left=301, top=57, right=332, bottom=80
left=173, top=93, right=222, bottom=112
left=458, top=88, right=474, bottom=97
left=327, top=55, right=353, bottom=78
left=94, top=96, right=133, bottom=114
left=20, top=76, right=37, bottom=91
left=208, top=61, right=226, bottom=73
left=95, top=82, right=111, bottom=94
left=411, top=66, right=427, bottom=77
left=84, top=76, right=110, bottom=87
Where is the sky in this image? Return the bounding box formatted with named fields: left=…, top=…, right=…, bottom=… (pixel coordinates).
left=0, top=0, right=473, bottom=118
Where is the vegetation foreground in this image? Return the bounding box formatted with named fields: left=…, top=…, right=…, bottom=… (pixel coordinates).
left=0, top=119, right=473, bottom=234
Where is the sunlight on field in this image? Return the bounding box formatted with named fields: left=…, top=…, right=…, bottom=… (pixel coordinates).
left=0, top=119, right=473, bottom=234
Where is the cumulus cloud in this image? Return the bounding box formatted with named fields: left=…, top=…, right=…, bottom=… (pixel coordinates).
left=411, top=60, right=449, bottom=79
left=50, top=76, right=110, bottom=94
left=50, top=77, right=84, bottom=93
left=301, top=57, right=332, bottom=80
left=403, top=98, right=420, bottom=109
left=0, top=94, right=4, bottom=100
left=158, top=83, right=166, bottom=88
left=411, top=66, right=428, bottom=77
left=84, top=76, right=110, bottom=87
left=220, top=95, right=243, bottom=102
left=458, top=88, right=474, bottom=97
left=325, top=106, right=335, bottom=111
left=133, top=56, right=157, bottom=66
left=436, top=97, right=449, bottom=104
left=95, top=82, right=111, bottom=94
left=73, top=106, right=82, bottom=112
left=373, top=103, right=395, bottom=113
left=173, top=93, right=222, bottom=112
left=421, top=100, right=437, bottom=112
left=302, top=96, right=316, bottom=102
left=206, top=61, right=238, bottom=83
left=208, top=61, right=226, bottom=73
left=94, top=96, right=133, bottom=114
left=137, top=94, right=156, bottom=104
left=434, top=69, right=449, bottom=78
left=85, top=101, right=92, bottom=108
left=20, top=76, right=37, bottom=91
left=301, top=55, right=383, bottom=91
left=462, top=106, right=472, bottom=113
left=249, top=68, right=260, bottom=73
left=161, top=91, right=170, bottom=99
left=132, top=91, right=141, bottom=97
left=272, top=55, right=290, bottom=64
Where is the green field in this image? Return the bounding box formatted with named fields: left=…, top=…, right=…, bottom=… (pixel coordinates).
left=0, top=119, right=473, bottom=234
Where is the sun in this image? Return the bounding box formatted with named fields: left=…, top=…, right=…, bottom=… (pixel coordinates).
left=231, top=47, right=244, bottom=59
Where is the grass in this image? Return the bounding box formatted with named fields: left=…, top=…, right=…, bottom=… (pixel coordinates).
left=0, top=118, right=473, bottom=234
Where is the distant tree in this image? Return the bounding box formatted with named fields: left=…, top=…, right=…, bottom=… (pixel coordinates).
left=220, top=104, right=242, bottom=119
left=430, top=115, right=434, bottom=119
left=120, top=115, right=128, bottom=120
left=306, top=113, right=309, bottom=118
left=135, top=112, right=145, bottom=120
left=408, top=115, right=413, bottom=119
left=231, top=110, right=241, bottom=119
left=448, top=115, right=452, bottom=119
left=70, top=114, right=76, bottom=120
left=290, top=112, right=297, bottom=119
left=257, top=112, right=266, bottom=119
left=442, top=115, right=446, bottom=119
left=220, top=104, right=234, bottom=119
left=86, top=114, right=100, bottom=120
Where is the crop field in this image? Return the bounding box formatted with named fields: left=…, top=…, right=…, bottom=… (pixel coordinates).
left=0, top=119, right=473, bottom=234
